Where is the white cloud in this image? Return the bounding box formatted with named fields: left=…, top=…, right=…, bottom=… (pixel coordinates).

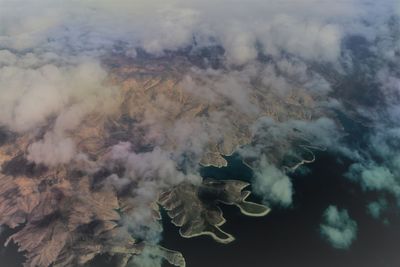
left=0, top=57, right=115, bottom=132
left=253, top=156, right=293, bottom=207
left=367, top=200, right=388, bottom=219
left=320, top=206, right=358, bottom=249
left=27, top=132, right=76, bottom=166
left=348, top=164, right=400, bottom=193
left=107, top=142, right=201, bottom=188
left=0, top=0, right=396, bottom=64
left=346, top=122, right=400, bottom=206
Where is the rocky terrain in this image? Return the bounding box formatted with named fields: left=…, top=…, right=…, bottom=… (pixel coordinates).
left=0, top=55, right=321, bottom=267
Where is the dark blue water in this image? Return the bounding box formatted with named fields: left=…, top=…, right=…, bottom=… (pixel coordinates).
left=3, top=152, right=400, bottom=267
left=0, top=227, right=25, bottom=267
left=161, top=153, right=400, bottom=267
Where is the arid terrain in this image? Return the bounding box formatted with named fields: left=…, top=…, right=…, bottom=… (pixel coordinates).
left=0, top=55, right=325, bottom=267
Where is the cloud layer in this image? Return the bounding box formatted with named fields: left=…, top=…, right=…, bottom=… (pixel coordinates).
left=0, top=0, right=397, bottom=63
